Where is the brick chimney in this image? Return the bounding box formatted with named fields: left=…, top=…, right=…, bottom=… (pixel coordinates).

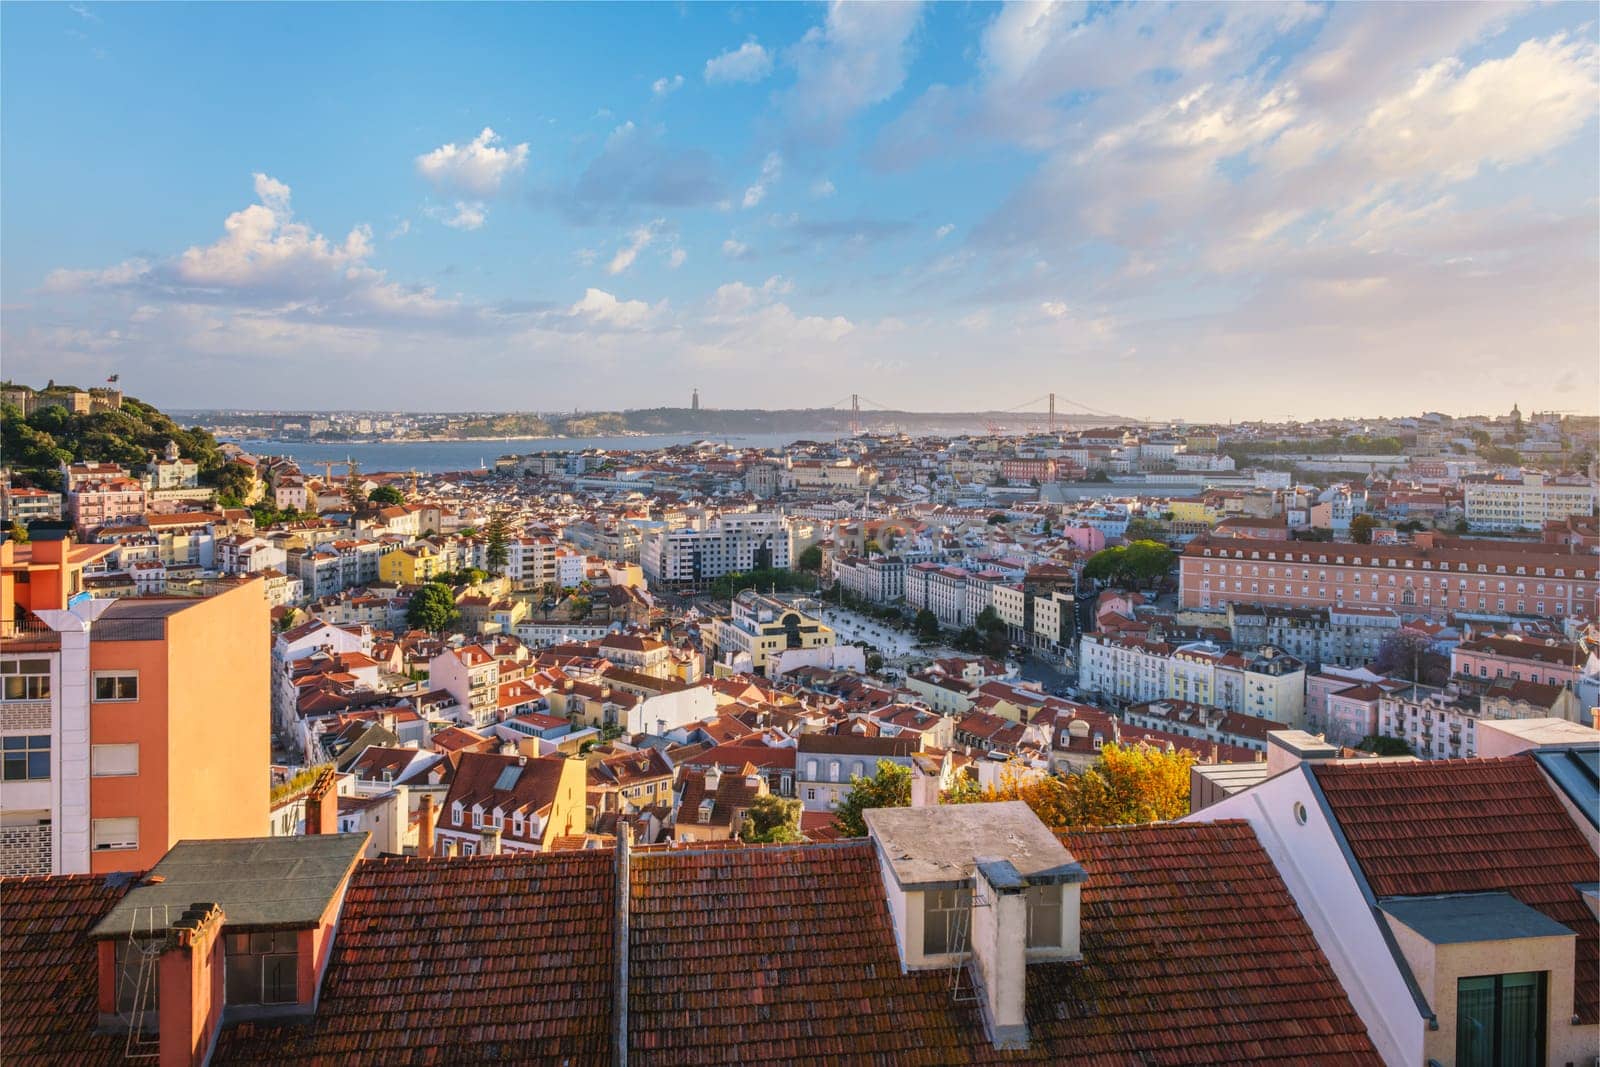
left=158, top=902, right=226, bottom=1067
left=304, top=768, right=339, bottom=835
left=416, top=794, right=437, bottom=858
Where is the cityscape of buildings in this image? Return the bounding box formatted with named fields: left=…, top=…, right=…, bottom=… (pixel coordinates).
left=2, top=382, right=1597, bottom=1064
left=3, top=0, right=1599, bottom=1063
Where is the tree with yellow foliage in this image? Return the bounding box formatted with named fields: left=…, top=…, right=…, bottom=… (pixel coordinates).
left=943, top=743, right=1196, bottom=829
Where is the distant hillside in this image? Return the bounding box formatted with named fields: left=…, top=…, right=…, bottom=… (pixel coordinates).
left=1, top=383, right=230, bottom=492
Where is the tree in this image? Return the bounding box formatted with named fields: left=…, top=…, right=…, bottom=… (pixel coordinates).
left=797, top=544, right=823, bottom=573
left=974, top=606, right=1009, bottom=657
left=1349, top=513, right=1378, bottom=544
left=1358, top=734, right=1413, bottom=757
left=343, top=462, right=367, bottom=511
left=987, top=512, right=1009, bottom=525
left=484, top=509, right=513, bottom=576
left=834, top=760, right=911, bottom=837
left=914, top=608, right=941, bottom=640
left=949, top=744, right=1196, bottom=829
left=214, top=461, right=255, bottom=507
left=741, top=794, right=802, bottom=844
left=1040, top=518, right=1052, bottom=536
left=369, top=484, right=405, bottom=506
left=863, top=538, right=883, bottom=555
left=1082, top=540, right=1173, bottom=590
left=6, top=520, right=28, bottom=544
left=567, top=595, right=592, bottom=620
left=406, top=583, right=460, bottom=633
left=1373, top=629, right=1434, bottom=682
left=1122, top=516, right=1168, bottom=543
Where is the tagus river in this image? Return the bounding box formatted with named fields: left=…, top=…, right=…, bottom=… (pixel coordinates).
left=226, top=433, right=825, bottom=474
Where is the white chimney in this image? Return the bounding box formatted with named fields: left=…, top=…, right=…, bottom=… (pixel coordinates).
left=971, top=860, right=1030, bottom=1049
left=703, top=765, right=722, bottom=793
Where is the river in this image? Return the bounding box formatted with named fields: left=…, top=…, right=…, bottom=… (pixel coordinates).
left=225, top=433, right=833, bottom=473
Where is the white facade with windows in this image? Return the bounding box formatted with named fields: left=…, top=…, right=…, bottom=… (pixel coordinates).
left=641, top=513, right=792, bottom=585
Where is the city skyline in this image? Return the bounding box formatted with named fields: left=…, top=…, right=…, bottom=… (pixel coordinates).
left=2, top=2, right=1597, bottom=418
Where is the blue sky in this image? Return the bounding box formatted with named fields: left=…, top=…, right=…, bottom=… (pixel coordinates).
left=3, top=1, right=1596, bottom=419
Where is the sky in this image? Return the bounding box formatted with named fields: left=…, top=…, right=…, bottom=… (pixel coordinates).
left=2, top=1, right=1597, bottom=421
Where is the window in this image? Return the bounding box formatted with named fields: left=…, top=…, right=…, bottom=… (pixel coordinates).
left=91, top=743, right=139, bottom=777
left=2, top=735, right=50, bottom=781
left=93, top=672, right=139, bottom=702
left=225, top=931, right=298, bottom=1006
left=922, top=887, right=971, bottom=955
left=92, top=817, right=139, bottom=851
left=0, top=659, right=51, bottom=701
left=451, top=802, right=463, bottom=826
left=1025, top=885, right=1063, bottom=948
left=1456, top=972, right=1545, bottom=1067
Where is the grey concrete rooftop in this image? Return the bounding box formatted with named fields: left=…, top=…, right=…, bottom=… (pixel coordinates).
left=864, top=801, right=1085, bottom=891
left=1379, top=892, right=1574, bottom=946
left=89, top=834, right=368, bottom=939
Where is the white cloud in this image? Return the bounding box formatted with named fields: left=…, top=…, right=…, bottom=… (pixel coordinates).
left=652, top=74, right=684, bottom=97
left=721, top=237, right=751, bottom=259
left=415, top=127, right=530, bottom=197
left=388, top=218, right=412, bottom=238
left=668, top=248, right=688, bottom=269
left=742, top=151, right=783, bottom=209
left=568, top=287, right=656, bottom=328
left=607, top=219, right=663, bottom=275
left=783, top=2, right=924, bottom=143
left=434, top=201, right=487, bottom=231
left=811, top=177, right=836, bottom=198
left=935, top=222, right=954, bottom=239
left=705, top=40, right=772, bottom=84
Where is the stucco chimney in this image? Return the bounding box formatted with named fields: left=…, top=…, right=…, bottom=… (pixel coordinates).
left=703, top=764, right=722, bottom=793
left=479, top=826, right=502, bottom=856
left=158, top=902, right=226, bottom=1067
left=1265, top=730, right=1338, bottom=775
left=304, top=768, right=339, bottom=835
left=970, top=860, right=1031, bottom=1050
left=416, top=794, right=437, bottom=858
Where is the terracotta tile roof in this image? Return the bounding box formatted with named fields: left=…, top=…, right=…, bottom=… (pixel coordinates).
left=0, top=872, right=137, bottom=1066
left=1314, top=755, right=1599, bottom=1023
left=216, top=851, right=616, bottom=1064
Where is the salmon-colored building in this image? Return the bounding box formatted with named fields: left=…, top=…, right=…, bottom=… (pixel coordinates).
left=1, top=530, right=269, bottom=875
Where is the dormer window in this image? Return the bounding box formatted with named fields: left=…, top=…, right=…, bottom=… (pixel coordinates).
left=512, top=811, right=525, bottom=836
left=471, top=805, right=484, bottom=829
left=451, top=802, right=464, bottom=826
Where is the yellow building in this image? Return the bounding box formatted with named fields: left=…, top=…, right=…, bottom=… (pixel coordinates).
left=1167, top=498, right=1221, bottom=527
left=711, top=592, right=835, bottom=676
left=378, top=543, right=445, bottom=585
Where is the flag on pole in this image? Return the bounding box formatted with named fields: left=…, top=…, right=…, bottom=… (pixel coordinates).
left=106, top=374, right=120, bottom=384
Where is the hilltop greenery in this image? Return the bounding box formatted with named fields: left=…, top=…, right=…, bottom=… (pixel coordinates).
left=1, top=384, right=232, bottom=492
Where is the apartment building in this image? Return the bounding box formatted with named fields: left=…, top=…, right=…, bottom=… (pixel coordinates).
left=1452, top=634, right=1591, bottom=689
left=795, top=733, right=916, bottom=811
left=1464, top=471, right=1597, bottom=532
left=1, top=485, right=63, bottom=526
left=1227, top=603, right=1402, bottom=667
left=640, top=512, right=791, bottom=585
left=1079, top=633, right=1306, bottom=725
left=1181, top=531, right=1599, bottom=619
left=0, top=532, right=269, bottom=876
left=833, top=554, right=906, bottom=603
left=67, top=478, right=147, bottom=533
left=906, top=562, right=971, bottom=627
left=435, top=751, right=586, bottom=856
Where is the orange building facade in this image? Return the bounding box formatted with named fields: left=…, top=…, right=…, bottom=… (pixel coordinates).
left=1, top=532, right=268, bottom=875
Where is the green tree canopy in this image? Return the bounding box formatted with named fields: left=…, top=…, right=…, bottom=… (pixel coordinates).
left=1082, top=540, right=1174, bottom=589
left=484, top=509, right=513, bottom=576
left=406, top=583, right=460, bottom=632
left=1349, top=514, right=1379, bottom=544
left=797, top=544, right=823, bottom=573
left=834, top=760, right=911, bottom=837
left=914, top=608, right=941, bottom=640
left=343, top=461, right=367, bottom=511
left=740, top=794, right=802, bottom=844
left=369, top=484, right=405, bottom=506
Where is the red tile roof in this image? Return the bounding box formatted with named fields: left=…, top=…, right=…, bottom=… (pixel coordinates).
left=217, top=850, right=615, bottom=1063
left=0, top=873, right=137, bottom=1066
left=1314, top=755, right=1599, bottom=1023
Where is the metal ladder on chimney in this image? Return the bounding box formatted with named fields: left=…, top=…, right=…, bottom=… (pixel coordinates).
left=948, top=876, right=989, bottom=1004
left=123, top=905, right=169, bottom=1059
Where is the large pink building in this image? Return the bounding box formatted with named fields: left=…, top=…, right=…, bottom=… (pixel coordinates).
left=1180, top=531, right=1598, bottom=620
left=67, top=478, right=147, bottom=533
left=1451, top=634, right=1590, bottom=688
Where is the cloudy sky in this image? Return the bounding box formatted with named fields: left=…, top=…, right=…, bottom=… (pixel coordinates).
left=2, top=2, right=1596, bottom=419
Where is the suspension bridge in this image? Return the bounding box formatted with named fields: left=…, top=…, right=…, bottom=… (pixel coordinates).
left=818, top=391, right=1147, bottom=436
